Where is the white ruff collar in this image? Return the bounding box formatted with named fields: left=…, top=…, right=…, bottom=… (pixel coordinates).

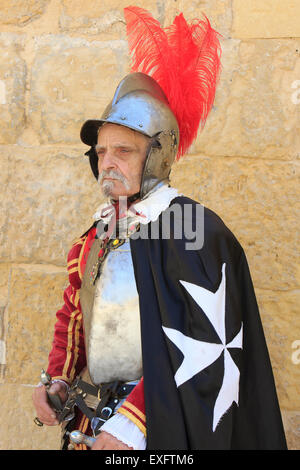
left=93, top=183, right=180, bottom=225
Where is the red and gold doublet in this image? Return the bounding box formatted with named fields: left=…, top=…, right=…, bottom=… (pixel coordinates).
left=47, top=227, right=146, bottom=449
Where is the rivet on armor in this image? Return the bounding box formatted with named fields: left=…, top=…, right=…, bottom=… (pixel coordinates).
left=138, top=123, right=143, bottom=127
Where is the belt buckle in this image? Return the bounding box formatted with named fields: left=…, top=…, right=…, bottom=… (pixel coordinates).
left=101, top=406, right=113, bottom=419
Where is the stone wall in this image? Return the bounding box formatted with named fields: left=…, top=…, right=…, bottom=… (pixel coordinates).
left=0, top=0, right=299, bottom=450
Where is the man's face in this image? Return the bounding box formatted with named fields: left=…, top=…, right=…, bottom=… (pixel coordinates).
left=96, top=123, right=150, bottom=199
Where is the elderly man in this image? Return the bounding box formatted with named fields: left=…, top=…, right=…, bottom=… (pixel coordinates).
left=33, top=119, right=156, bottom=450
left=32, top=8, right=287, bottom=450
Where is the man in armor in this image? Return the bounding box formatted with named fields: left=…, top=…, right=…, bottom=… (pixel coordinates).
left=32, top=7, right=287, bottom=450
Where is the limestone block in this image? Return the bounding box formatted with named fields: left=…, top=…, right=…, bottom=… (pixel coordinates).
left=232, top=0, right=300, bottom=39
left=282, top=411, right=300, bottom=450
left=191, top=38, right=300, bottom=159
left=4, top=263, right=67, bottom=384
left=170, top=156, right=300, bottom=291
left=0, top=151, right=10, bottom=213
left=29, top=35, right=130, bottom=144
left=59, top=0, right=164, bottom=39
left=0, top=153, right=12, bottom=265
left=255, top=289, right=300, bottom=412
left=0, top=33, right=26, bottom=144
left=0, top=383, right=61, bottom=450
left=0, top=145, right=101, bottom=266
left=0, top=265, right=9, bottom=312
left=0, top=0, right=49, bottom=27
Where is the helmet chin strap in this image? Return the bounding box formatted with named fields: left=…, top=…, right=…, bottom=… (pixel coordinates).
left=127, top=192, right=141, bottom=203
left=111, top=191, right=140, bottom=205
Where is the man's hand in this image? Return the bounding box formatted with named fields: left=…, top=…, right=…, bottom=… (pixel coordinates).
left=32, top=382, right=68, bottom=426
left=91, top=431, right=133, bottom=450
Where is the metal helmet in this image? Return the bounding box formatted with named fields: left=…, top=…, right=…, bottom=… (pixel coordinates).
left=80, top=72, right=179, bottom=199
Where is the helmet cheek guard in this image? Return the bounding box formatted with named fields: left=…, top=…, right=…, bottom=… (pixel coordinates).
left=140, top=130, right=178, bottom=199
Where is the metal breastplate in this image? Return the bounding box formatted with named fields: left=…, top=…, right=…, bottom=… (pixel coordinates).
left=80, top=239, right=142, bottom=386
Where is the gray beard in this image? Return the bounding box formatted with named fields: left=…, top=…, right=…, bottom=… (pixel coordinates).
left=101, top=179, right=115, bottom=197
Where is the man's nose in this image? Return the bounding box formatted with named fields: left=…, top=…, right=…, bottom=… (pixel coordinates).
left=98, top=150, right=116, bottom=171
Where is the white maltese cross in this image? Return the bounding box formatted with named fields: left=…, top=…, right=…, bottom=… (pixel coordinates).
left=162, top=263, right=243, bottom=431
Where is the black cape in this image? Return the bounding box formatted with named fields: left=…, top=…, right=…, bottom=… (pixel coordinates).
left=129, top=196, right=287, bottom=450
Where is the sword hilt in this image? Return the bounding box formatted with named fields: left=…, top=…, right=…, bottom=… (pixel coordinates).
left=40, top=369, right=64, bottom=413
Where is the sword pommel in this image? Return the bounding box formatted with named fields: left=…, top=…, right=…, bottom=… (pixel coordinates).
left=40, top=369, right=52, bottom=386
left=69, top=430, right=96, bottom=448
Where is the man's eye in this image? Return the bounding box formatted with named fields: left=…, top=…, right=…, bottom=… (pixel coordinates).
left=119, top=148, right=133, bottom=155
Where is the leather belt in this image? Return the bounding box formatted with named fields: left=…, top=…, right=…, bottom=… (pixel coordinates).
left=59, top=376, right=136, bottom=437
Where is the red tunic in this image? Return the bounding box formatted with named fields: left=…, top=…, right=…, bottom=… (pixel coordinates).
left=47, top=227, right=146, bottom=449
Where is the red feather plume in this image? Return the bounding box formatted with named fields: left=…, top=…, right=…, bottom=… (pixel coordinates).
left=123, top=6, right=176, bottom=103
left=124, top=6, right=222, bottom=159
